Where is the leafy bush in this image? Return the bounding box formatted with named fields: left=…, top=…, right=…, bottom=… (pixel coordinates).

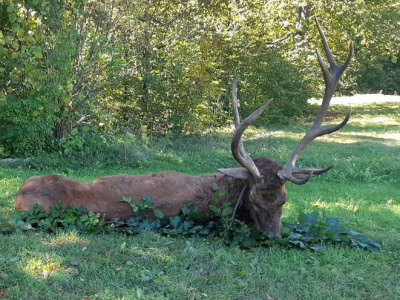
left=357, top=55, right=400, bottom=94
left=1, top=0, right=399, bottom=157
left=17, top=132, right=155, bottom=171
left=234, top=52, right=314, bottom=125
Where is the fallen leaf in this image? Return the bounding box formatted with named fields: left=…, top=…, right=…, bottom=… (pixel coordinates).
left=120, top=242, right=126, bottom=251
left=267, top=295, right=275, bottom=300
left=12, top=249, right=17, bottom=254
left=125, top=261, right=134, bottom=266
left=60, top=281, right=69, bottom=291
left=49, top=264, right=57, bottom=270
left=82, top=298, right=91, bottom=300
left=104, top=251, right=110, bottom=257
left=8, top=257, right=19, bottom=263
left=140, top=273, right=152, bottom=282
left=42, top=270, right=50, bottom=280
left=0, top=273, right=9, bottom=279
left=136, top=287, right=143, bottom=298
left=115, top=266, right=123, bottom=273
left=70, top=258, right=79, bottom=266
left=66, top=267, right=79, bottom=276
left=0, top=290, right=4, bottom=296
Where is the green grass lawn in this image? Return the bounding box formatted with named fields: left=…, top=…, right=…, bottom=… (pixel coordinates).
left=0, top=101, right=399, bottom=300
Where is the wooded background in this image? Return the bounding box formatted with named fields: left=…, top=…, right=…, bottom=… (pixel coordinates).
left=0, top=0, right=399, bottom=157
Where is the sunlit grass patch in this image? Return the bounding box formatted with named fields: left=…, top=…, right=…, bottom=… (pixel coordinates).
left=353, top=115, right=399, bottom=125
left=379, top=133, right=400, bottom=141
left=22, top=258, right=62, bottom=279
left=46, top=231, right=91, bottom=248
left=125, top=243, right=176, bottom=263
left=308, top=94, right=400, bottom=105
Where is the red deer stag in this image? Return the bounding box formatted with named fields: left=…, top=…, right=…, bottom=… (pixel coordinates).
left=16, top=19, right=353, bottom=237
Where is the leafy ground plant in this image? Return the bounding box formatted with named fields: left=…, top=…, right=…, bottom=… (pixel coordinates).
left=0, top=200, right=381, bottom=252
left=1, top=203, right=104, bottom=234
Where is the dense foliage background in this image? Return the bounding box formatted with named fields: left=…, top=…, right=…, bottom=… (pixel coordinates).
left=0, top=0, right=399, bottom=157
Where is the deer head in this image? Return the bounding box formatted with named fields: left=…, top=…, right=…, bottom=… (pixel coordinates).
left=218, top=19, right=353, bottom=237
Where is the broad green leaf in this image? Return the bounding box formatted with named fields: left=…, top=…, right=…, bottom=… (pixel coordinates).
left=326, top=217, right=339, bottom=229
left=209, top=205, right=219, bottom=214
left=130, top=203, right=139, bottom=212
left=289, top=233, right=303, bottom=240
left=154, top=210, right=164, bottom=219
left=170, top=216, right=181, bottom=228
left=222, top=206, right=233, bottom=216
left=121, top=196, right=132, bottom=203
left=8, top=13, right=17, bottom=22
left=142, top=195, right=153, bottom=202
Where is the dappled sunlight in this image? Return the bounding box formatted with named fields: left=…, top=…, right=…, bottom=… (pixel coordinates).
left=308, top=132, right=363, bottom=144
left=313, top=201, right=361, bottom=213
left=283, top=200, right=361, bottom=218
left=310, top=200, right=400, bottom=216
left=129, top=246, right=175, bottom=263
left=199, top=99, right=399, bottom=151
left=247, top=123, right=400, bottom=146
left=46, top=231, right=91, bottom=247
left=247, top=131, right=283, bottom=140
left=21, top=258, right=62, bottom=280
left=261, top=130, right=363, bottom=145
left=0, top=177, right=19, bottom=186
left=156, top=152, right=184, bottom=164
left=309, top=94, right=400, bottom=105
left=350, top=115, right=399, bottom=127
left=319, top=134, right=366, bottom=144
left=0, top=178, right=20, bottom=216
left=0, top=206, right=16, bottom=217
left=379, top=133, right=400, bottom=141
left=308, top=97, right=399, bottom=146
left=0, top=178, right=20, bottom=195
left=321, top=132, right=400, bottom=146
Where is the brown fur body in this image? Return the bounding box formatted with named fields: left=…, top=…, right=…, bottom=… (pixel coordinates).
left=15, top=158, right=286, bottom=235
left=16, top=172, right=224, bottom=220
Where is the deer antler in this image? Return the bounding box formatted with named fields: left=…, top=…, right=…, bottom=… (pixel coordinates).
left=231, top=77, right=273, bottom=183
left=277, top=18, right=353, bottom=184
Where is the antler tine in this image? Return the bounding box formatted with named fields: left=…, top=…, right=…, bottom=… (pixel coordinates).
left=232, top=77, right=241, bottom=128
left=231, top=77, right=246, bottom=160
left=231, top=77, right=273, bottom=183
left=294, top=165, right=333, bottom=175
left=315, top=18, right=337, bottom=70
left=277, top=18, right=353, bottom=184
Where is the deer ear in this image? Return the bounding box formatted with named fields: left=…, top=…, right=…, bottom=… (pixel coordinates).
left=217, top=167, right=250, bottom=180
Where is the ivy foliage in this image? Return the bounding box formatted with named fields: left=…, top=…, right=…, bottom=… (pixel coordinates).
left=1, top=202, right=104, bottom=234
left=0, top=197, right=381, bottom=252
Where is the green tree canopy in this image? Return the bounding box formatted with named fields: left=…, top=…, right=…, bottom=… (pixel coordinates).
left=0, top=0, right=398, bottom=156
